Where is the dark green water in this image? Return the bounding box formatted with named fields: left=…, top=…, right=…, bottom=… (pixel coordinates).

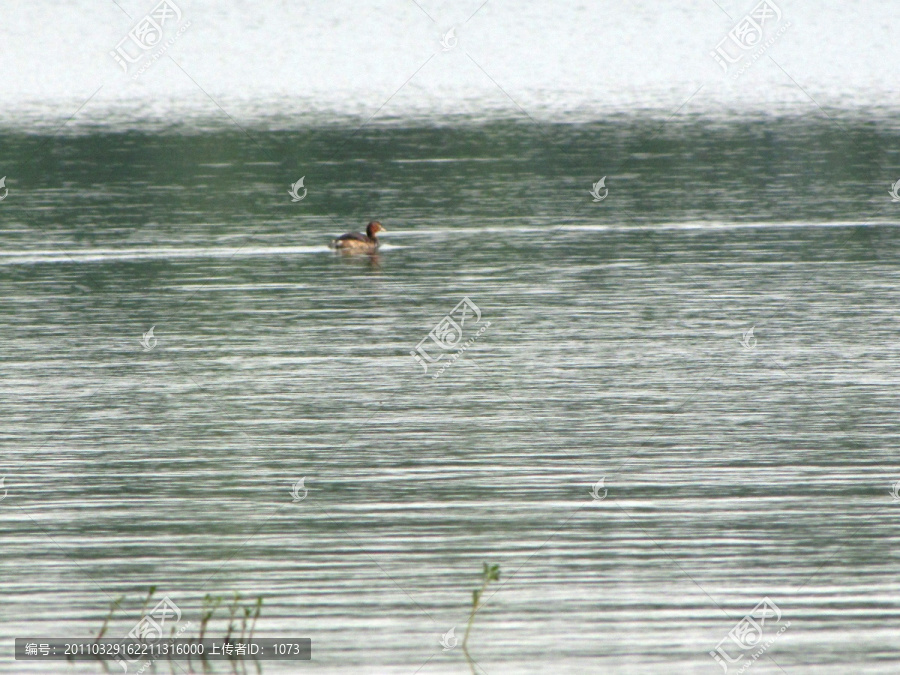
left=1, top=118, right=900, bottom=674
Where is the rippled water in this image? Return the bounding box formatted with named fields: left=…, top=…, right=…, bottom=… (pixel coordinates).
left=1, top=119, right=900, bottom=674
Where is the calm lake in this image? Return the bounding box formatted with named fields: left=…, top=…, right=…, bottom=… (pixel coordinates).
left=1, top=116, right=899, bottom=674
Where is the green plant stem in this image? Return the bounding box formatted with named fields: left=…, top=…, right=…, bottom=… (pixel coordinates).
left=96, top=596, right=124, bottom=641
left=248, top=598, right=262, bottom=641
left=225, top=593, right=240, bottom=642
left=239, top=607, right=251, bottom=642
left=139, top=586, right=157, bottom=618
left=461, top=580, right=489, bottom=675
left=199, top=595, right=220, bottom=644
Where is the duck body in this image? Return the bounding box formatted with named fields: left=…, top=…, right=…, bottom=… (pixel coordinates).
left=330, top=221, right=385, bottom=254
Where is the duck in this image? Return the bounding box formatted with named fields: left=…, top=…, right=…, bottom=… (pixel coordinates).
left=329, top=221, right=385, bottom=254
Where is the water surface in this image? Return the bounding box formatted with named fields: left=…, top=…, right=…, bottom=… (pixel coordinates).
left=1, top=120, right=900, bottom=674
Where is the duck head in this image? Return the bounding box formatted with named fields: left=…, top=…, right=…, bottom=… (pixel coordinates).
left=366, top=221, right=386, bottom=238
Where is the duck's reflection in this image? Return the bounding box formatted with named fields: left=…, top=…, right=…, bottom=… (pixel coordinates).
left=335, top=250, right=382, bottom=271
